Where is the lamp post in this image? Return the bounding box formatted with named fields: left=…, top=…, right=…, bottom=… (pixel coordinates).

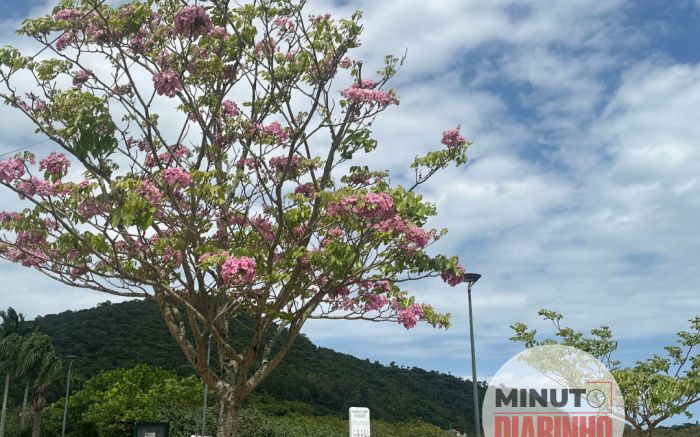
left=61, top=354, right=78, bottom=437
left=463, top=273, right=482, bottom=437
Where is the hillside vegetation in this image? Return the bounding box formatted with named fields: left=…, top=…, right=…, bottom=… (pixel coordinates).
left=30, top=299, right=482, bottom=432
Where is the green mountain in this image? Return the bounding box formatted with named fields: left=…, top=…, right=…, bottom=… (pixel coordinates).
left=31, top=299, right=483, bottom=433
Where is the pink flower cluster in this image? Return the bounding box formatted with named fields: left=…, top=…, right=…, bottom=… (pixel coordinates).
left=144, top=144, right=192, bottom=168
left=135, top=180, right=163, bottom=204
left=209, top=27, right=228, bottom=39
left=294, top=183, right=315, bottom=198
left=72, top=69, right=92, bottom=87
left=221, top=100, right=239, bottom=117
left=363, top=192, right=394, bottom=219
left=364, top=293, right=389, bottom=311
left=6, top=247, right=47, bottom=267
left=0, top=158, right=25, bottom=183
left=273, top=17, right=296, bottom=35
left=153, top=70, right=182, bottom=97
left=55, top=32, right=77, bottom=51
left=54, top=9, right=82, bottom=21
left=77, top=199, right=108, bottom=219
left=39, top=152, right=71, bottom=178
left=221, top=256, right=257, bottom=284
left=441, top=263, right=465, bottom=287
left=16, top=178, right=56, bottom=199
left=254, top=38, right=278, bottom=58
left=174, top=6, right=213, bottom=38
left=397, top=303, right=424, bottom=329
left=256, top=121, right=289, bottom=144
left=341, top=80, right=397, bottom=106
left=327, top=192, right=395, bottom=221
left=441, top=127, right=466, bottom=149
left=162, top=168, right=192, bottom=189
left=162, top=246, right=183, bottom=267
left=269, top=155, right=301, bottom=174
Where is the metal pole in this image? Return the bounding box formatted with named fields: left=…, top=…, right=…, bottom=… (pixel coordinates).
left=468, top=284, right=481, bottom=437
left=61, top=359, right=73, bottom=437
left=201, top=335, right=212, bottom=437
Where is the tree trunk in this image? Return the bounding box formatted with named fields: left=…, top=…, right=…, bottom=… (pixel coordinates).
left=31, top=408, right=42, bottom=437
left=0, top=373, right=9, bottom=437
left=19, top=382, right=29, bottom=432
left=216, top=396, right=241, bottom=437
left=31, top=393, right=45, bottom=437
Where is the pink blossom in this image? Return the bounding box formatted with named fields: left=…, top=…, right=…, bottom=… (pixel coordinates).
left=254, top=38, right=278, bottom=57
left=256, top=121, right=288, bottom=144
left=162, top=246, right=183, bottom=267
left=174, top=6, right=213, bottom=38
left=43, top=218, right=58, bottom=230
left=15, top=231, right=46, bottom=248
left=294, top=183, right=315, bottom=198
left=144, top=144, right=191, bottom=167
left=372, top=216, right=405, bottom=233
left=363, top=192, right=394, bottom=219
left=85, top=23, right=106, bottom=42
left=55, top=32, right=77, bottom=51
left=135, top=180, right=163, bottom=204
left=310, top=13, right=332, bottom=23
left=39, top=152, right=71, bottom=178
left=441, top=127, right=466, bottom=149
left=70, top=266, right=87, bottom=277
left=221, top=255, right=256, bottom=284
left=269, top=155, right=301, bottom=174
left=77, top=199, right=108, bottom=219
left=0, top=212, right=21, bottom=225
left=341, top=85, right=398, bottom=106
left=53, top=9, right=81, bottom=21
left=339, top=57, right=352, bottom=69
left=441, top=263, right=465, bottom=287
left=162, top=168, right=192, bottom=189
left=364, top=293, right=389, bottom=311
left=72, top=69, right=92, bottom=87
left=0, top=158, right=25, bottom=183
left=153, top=70, right=182, bottom=97
left=397, top=303, right=424, bottom=329
left=251, top=217, right=275, bottom=243
left=273, top=17, right=296, bottom=35
left=403, top=224, right=431, bottom=249
left=209, top=26, right=228, bottom=38
left=221, top=100, right=239, bottom=117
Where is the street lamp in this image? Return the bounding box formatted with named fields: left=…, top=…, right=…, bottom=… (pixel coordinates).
left=61, top=354, right=78, bottom=437
left=464, top=273, right=482, bottom=437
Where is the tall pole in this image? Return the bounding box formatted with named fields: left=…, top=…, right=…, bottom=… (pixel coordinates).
left=61, top=358, right=75, bottom=437
left=200, top=335, right=212, bottom=437
left=468, top=281, right=481, bottom=437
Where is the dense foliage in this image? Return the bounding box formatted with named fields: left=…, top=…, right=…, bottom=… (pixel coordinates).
left=29, top=300, right=482, bottom=433
left=38, top=364, right=454, bottom=437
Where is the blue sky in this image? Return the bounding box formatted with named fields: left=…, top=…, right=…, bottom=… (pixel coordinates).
left=1, top=0, right=700, bottom=426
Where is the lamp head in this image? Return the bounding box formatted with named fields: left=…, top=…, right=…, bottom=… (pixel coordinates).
left=463, top=273, right=481, bottom=286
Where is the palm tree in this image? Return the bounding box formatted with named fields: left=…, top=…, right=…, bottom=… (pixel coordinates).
left=15, top=333, right=63, bottom=437
left=0, top=307, right=27, bottom=437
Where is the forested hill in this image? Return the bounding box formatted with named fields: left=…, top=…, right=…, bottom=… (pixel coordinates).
left=33, top=300, right=484, bottom=431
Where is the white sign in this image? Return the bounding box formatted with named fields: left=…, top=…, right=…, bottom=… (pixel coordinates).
left=349, top=407, right=370, bottom=437
left=144, top=433, right=156, bottom=437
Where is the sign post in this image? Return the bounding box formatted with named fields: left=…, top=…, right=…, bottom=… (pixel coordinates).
left=349, top=407, right=371, bottom=437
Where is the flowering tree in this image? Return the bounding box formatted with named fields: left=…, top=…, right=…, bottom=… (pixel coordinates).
left=0, top=0, right=472, bottom=435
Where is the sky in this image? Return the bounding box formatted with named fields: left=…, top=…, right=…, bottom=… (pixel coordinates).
left=1, top=0, right=700, bottom=426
